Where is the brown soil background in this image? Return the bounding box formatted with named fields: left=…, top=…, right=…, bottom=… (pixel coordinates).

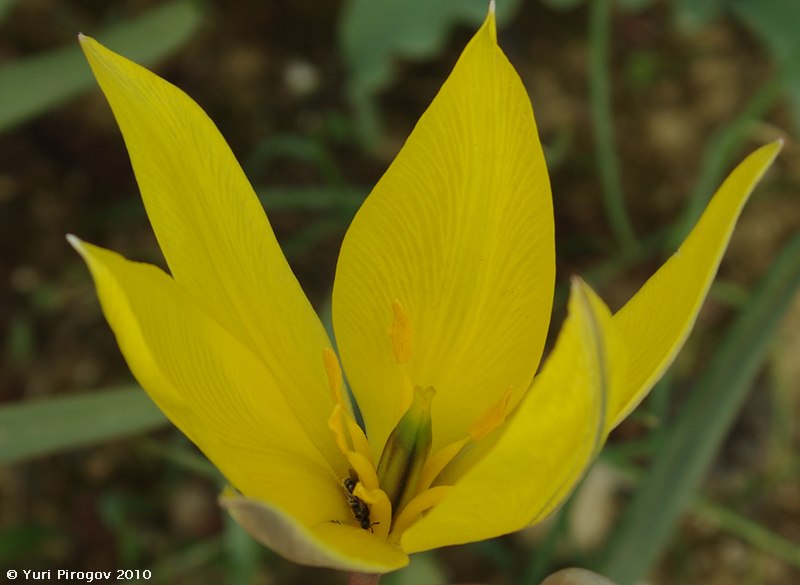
left=1, top=1, right=799, bottom=584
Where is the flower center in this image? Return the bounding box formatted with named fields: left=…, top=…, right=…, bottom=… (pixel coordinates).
left=324, top=300, right=513, bottom=543
left=376, top=385, right=434, bottom=516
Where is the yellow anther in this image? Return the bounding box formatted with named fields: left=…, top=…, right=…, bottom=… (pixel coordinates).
left=346, top=416, right=373, bottom=464
left=417, top=436, right=470, bottom=493
left=415, top=389, right=515, bottom=493
left=353, top=482, right=377, bottom=504
left=389, top=299, right=413, bottom=364
left=470, top=388, right=513, bottom=442
left=323, top=347, right=344, bottom=403
left=353, top=485, right=392, bottom=539
left=328, top=404, right=350, bottom=456
left=325, top=348, right=373, bottom=463
left=390, top=485, right=452, bottom=542
left=347, top=451, right=379, bottom=491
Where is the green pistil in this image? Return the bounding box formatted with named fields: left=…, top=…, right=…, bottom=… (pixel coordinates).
left=376, top=385, right=434, bottom=518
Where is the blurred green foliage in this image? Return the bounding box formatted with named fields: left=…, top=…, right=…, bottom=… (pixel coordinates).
left=0, top=0, right=203, bottom=132
left=338, top=0, right=524, bottom=147
left=729, top=0, right=800, bottom=132
left=598, top=233, right=800, bottom=584
left=0, top=387, right=167, bottom=464
left=0, top=0, right=18, bottom=22
left=1, top=0, right=799, bottom=583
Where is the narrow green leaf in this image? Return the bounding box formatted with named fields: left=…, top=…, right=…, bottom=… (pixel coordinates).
left=671, top=57, right=796, bottom=247
left=597, top=233, right=800, bottom=584
left=0, top=386, right=168, bottom=464
left=694, top=498, right=800, bottom=570
left=730, top=0, right=800, bottom=58
left=0, top=0, right=203, bottom=132
left=589, top=0, right=638, bottom=252
left=340, top=0, right=523, bottom=97
left=729, top=0, right=800, bottom=133
left=257, top=185, right=366, bottom=213
left=245, top=134, right=345, bottom=186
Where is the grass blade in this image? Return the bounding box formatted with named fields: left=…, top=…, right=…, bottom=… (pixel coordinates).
left=597, top=232, right=800, bottom=584
left=0, top=0, right=203, bottom=132
left=670, top=54, right=798, bottom=247
left=589, top=0, right=638, bottom=251
left=0, top=386, right=167, bottom=464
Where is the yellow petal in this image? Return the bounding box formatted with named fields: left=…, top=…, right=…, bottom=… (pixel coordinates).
left=72, top=236, right=395, bottom=568
left=400, top=279, right=614, bottom=553
left=222, top=492, right=408, bottom=573
left=78, top=36, right=343, bottom=466
left=332, top=9, right=555, bottom=459
left=69, top=237, right=341, bottom=504
left=609, top=141, right=782, bottom=427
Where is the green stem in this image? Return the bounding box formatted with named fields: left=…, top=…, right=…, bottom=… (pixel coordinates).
left=589, top=0, right=638, bottom=252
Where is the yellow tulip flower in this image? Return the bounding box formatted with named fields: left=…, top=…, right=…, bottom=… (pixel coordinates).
left=69, top=5, right=780, bottom=574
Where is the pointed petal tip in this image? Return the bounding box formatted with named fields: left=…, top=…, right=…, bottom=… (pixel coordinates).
left=66, top=233, right=83, bottom=253
left=763, top=137, right=784, bottom=154
left=78, top=34, right=106, bottom=62
left=77, top=32, right=94, bottom=48
left=607, top=139, right=783, bottom=428
left=569, top=274, right=585, bottom=289
left=67, top=234, right=99, bottom=265
left=481, top=0, right=497, bottom=42
left=754, top=138, right=784, bottom=166
left=568, top=275, right=595, bottom=305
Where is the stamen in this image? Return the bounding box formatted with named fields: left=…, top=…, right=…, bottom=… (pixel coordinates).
left=417, top=389, right=514, bottom=492
left=327, top=404, right=351, bottom=456
left=324, top=349, right=373, bottom=464
left=390, top=485, right=453, bottom=541
left=417, top=436, right=470, bottom=493
left=323, top=347, right=344, bottom=403
left=353, top=483, right=392, bottom=539
left=324, top=351, right=387, bottom=536
left=389, top=299, right=413, bottom=364
left=347, top=451, right=379, bottom=491
left=345, top=416, right=373, bottom=464
left=469, top=388, right=513, bottom=441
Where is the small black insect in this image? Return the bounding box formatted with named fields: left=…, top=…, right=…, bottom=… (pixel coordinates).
left=342, top=474, right=379, bottom=531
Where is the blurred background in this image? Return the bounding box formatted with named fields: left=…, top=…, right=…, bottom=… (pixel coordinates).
left=1, top=0, right=799, bottom=584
